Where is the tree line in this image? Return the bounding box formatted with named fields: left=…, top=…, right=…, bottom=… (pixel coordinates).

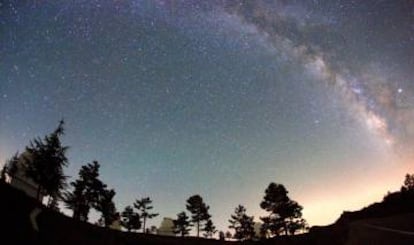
left=1, top=121, right=312, bottom=240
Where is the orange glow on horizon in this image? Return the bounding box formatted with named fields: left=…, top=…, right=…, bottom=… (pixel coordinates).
left=301, top=159, right=412, bottom=226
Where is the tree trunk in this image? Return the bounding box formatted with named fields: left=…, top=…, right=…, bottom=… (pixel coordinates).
left=197, top=220, right=199, bottom=237
left=143, top=217, right=146, bottom=233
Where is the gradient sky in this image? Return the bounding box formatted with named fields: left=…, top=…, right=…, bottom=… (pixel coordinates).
left=1, top=0, right=414, bottom=233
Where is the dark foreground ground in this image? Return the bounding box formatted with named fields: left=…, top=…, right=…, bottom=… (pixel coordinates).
left=1, top=182, right=414, bottom=245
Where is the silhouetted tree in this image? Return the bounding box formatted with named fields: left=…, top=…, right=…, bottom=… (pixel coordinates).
left=64, top=179, right=88, bottom=220
left=287, top=218, right=308, bottom=235
left=186, top=195, right=211, bottom=237
left=219, top=231, right=225, bottom=241
left=173, top=211, right=192, bottom=237
left=402, top=173, right=414, bottom=191
left=203, top=219, right=217, bottom=238
left=284, top=201, right=306, bottom=234
left=259, top=217, right=271, bottom=238
left=64, top=161, right=103, bottom=221
left=25, top=120, right=69, bottom=201
left=260, top=183, right=306, bottom=236
left=121, top=205, right=141, bottom=232
left=134, top=197, right=159, bottom=233
left=228, top=205, right=255, bottom=240
left=95, top=188, right=117, bottom=227
left=225, top=231, right=232, bottom=239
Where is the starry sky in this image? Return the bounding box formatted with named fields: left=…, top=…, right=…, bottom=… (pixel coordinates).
left=1, top=0, right=414, bottom=232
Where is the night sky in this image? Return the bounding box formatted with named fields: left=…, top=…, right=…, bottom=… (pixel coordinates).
left=1, top=0, right=414, bottom=232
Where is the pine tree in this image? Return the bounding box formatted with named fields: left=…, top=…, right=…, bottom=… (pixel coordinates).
left=219, top=231, right=225, bottom=241
left=228, top=205, right=255, bottom=240
left=121, top=205, right=141, bottom=232
left=260, top=183, right=306, bottom=236
left=203, top=219, right=217, bottom=238
left=186, top=195, right=211, bottom=237
left=134, top=197, right=159, bottom=233
left=64, top=161, right=103, bottom=221
left=287, top=218, right=308, bottom=235
left=402, top=173, right=414, bottom=191
left=24, top=120, right=69, bottom=202
left=95, top=188, right=117, bottom=227
left=172, top=211, right=192, bottom=237
left=64, top=178, right=88, bottom=220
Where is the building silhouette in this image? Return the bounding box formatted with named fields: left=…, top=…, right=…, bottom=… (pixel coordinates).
left=7, top=152, right=43, bottom=200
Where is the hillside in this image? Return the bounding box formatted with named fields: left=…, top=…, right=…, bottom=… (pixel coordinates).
left=346, top=213, right=414, bottom=245
left=1, top=181, right=414, bottom=244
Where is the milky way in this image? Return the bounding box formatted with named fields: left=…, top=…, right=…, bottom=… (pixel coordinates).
left=221, top=0, right=414, bottom=150
left=1, top=0, right=413, bottom=231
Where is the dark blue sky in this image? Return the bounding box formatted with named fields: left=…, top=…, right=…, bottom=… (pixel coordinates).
left=1, top=0, right=413, bottom=231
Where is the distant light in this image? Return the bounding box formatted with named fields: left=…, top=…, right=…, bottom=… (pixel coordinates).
left=398, top=88, right=403, bottom=93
